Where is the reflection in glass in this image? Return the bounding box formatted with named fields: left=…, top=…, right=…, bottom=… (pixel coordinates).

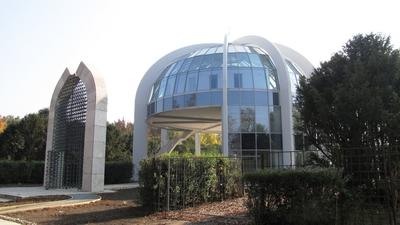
left=228, top=90, right=240, bottom=105
left=164, top=75, right=176, bottom=97
left=173, top=96, right=184, bottom=108
left=228, top=106, right=240, bottom=132
left=196, top=92, right=210, bottom=106
left=239, top=68, right=253, bottom=88
left=241, top=91, right=254, bottom=106
left=174, top=73, right=187, bottom=94
left=229, top=133, right=241, bottom=149
left=184, top=94, right=196, bottom=107
left=271, top=134, right=282, bottom=149
left=158, top=78, right=167, bottom=98
left=210, top=91, right=222, bottom=105
left=249, top=53, right=263, bottom=67
left=198, top=70, right=210, bottom=91
left=257, top=133, right=270, bottom=149
left=254, top=91, right=268, bottom=106
left=185, top=72, right=198, bottom=92
left=253, top=68, right=267, bottom=89
left=241, top=133, right=255, bottom=149
left=241, top=106, right=255, bottom=132
left=256, top=106, right=269, bottom=132
left=270, top=106, right=282, bottom=133
left=163, top=97, right=173, bottom=111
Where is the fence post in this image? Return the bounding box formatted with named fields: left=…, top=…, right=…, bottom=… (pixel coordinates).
left=167, top=157, right=170, bottom=211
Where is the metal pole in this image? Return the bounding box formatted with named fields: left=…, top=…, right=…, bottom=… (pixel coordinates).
left=222, top=34, right=229, bottom=156
left=167, top=157, right=170, bottom=211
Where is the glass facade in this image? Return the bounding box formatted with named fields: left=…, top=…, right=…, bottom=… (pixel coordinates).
left=147, top=44, right=283, bottom=169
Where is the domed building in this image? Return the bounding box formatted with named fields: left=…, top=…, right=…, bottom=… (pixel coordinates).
left=133, top=35, right=313, bottom=179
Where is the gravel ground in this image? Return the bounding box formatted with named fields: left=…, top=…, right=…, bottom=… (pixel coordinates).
left=5, top=188, right=251, bottom=225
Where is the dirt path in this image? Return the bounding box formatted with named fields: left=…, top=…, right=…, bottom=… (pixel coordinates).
left=6, top=188, right=251, bottom=225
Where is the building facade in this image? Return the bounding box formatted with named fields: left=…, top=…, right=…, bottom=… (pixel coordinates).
left=133, top=36, right=313, bottom=179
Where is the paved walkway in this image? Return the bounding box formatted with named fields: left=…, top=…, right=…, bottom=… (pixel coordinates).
left=0, top=183, right=138, bottom=217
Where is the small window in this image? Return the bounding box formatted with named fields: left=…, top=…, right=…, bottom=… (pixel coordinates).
left=234, top=73, right=242, bottom=88
left=198, top=70, right=210, bottom=91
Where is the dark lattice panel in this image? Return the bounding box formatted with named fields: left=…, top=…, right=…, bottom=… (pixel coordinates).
left=45, top=76, right=87, bottom=189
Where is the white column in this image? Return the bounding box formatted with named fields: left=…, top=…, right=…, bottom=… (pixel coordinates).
left=195, top=132, right=201, bottom=155
left=222, top=34, right=229, bottom=156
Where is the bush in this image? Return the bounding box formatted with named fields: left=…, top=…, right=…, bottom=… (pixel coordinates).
left=243, top=168, right=344, bottom=225
left=0, top=160, right=44, bottom=184
left=104, top=161, right=132, bottom=184
left=0, top=160, right=132, bottom=185
left=139, top=154, right=242, bottom=210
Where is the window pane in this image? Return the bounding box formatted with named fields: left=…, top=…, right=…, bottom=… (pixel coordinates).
left=267, top=69, right=279, bottom=90
left=270, top=106, right=282, bottom=133
left=239, top=68, right=253, bottom=88
left=196, top=92, right=210, bottom=106
left=185, top=72, right=198, bottom=92
left=210, top=74, right=218, bottom=89
left=268, top=92, right=279, bottom=105
left=164, top=75, right=176, bottom=97
left=234, top=73, right=242, bottom=88
left=228, top=106, right=240, bottom=132
left=258, top=151, right=271, bottom=169
left=256, top=106, right=269, bottom=132
left=211, top=68, right=222, bottom=88
left=255, top=91, right=268, bottom=106
left=158, top=78, right=167, bottom=98
left=174, top=73, right=186, bottom=94
left=241, top=106, right=255, bottom=132
left=229, top=133, right=241, bottom=150
left=228, top=68, right=237, bottom=88
left=198, top=70, right=210, bottom=90
left=253, top=68, right=267, bottom=89
left=241, top=133, right=255, bottom=149
left=170, top=60, right=184, bottom=75
left=151, top=81, right=160, bottom=102
left=200, top=55, right=213, bottom=69
left=184, top=94, right=196, bottom=107
left=228, top=53, right=240, bottom=67
left=210, top=53, right=223, bottom=67
left=210, top=91, right=222, bottom=105
left=179, top=58, right=193, bottom=73
left=257, top=133, right=270, bottom=149
left=156, top=100, right=163, bottom=113
left=249, top=53, right=263, bottom=67
left=189, top=56, right=203, bottom=71
left=236, top=53, right=251, bottom=67
left=228, top=90, right=240, bottom=105
left=163, top=97, right=173, bottom=111
left=173, top=95, right=184, bottom=108
left=271, top=134, right=282, bottom=149
left=241, top=91, right=254, bottom=106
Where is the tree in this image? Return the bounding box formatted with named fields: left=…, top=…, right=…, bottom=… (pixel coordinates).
left=106, top=119, right=133, bottom=161
left=297, top=33, right=400, bottom=165
left=0, top=116, right=6, bottom=134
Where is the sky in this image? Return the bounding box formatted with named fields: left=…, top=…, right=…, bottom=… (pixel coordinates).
left=1, top=0, right=399, bottom=122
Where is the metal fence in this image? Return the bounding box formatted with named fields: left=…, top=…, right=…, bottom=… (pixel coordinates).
left=342, top=147, right=400, bottom=225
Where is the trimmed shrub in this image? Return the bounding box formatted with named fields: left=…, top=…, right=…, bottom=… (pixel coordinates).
left=104, top=161, right=132, bottom=184
left=0, top=160, right=132, bottom=185
left=0, top=160, right=44, bottom=184
left=139, top=154, right=242, bottom=210
left=243, top=168, right=344, bottom=225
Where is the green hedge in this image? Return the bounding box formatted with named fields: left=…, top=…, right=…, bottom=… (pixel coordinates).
left=0, top=160, right=132, bottom=185
left=243, top=168, right=344, bottom=225
left=0, top=160, right=44, bottom=184
left=139, top=155, right=242, bottom=210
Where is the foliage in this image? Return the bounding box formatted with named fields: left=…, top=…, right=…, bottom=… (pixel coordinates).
left=0, top=160, right=44, bottom=184
left=243, top=168, right=344, bottom=225
left=0, top=109, right=48, bottom=161
left=106, top=119, right=133, bottom=161
left=297, top=33, right=400, bottom=166
left=104, top=161, right=133, bottom=184
left=0, top=116, right=6, bottom=134
left=139, top=153, right=242, bottom=211
left=0, top=160, right=132, bottom=185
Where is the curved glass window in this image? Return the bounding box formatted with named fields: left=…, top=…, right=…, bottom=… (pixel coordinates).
left=185, top=71, right=198, bottom=92
left=174, top=73, right=186, bottom=94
